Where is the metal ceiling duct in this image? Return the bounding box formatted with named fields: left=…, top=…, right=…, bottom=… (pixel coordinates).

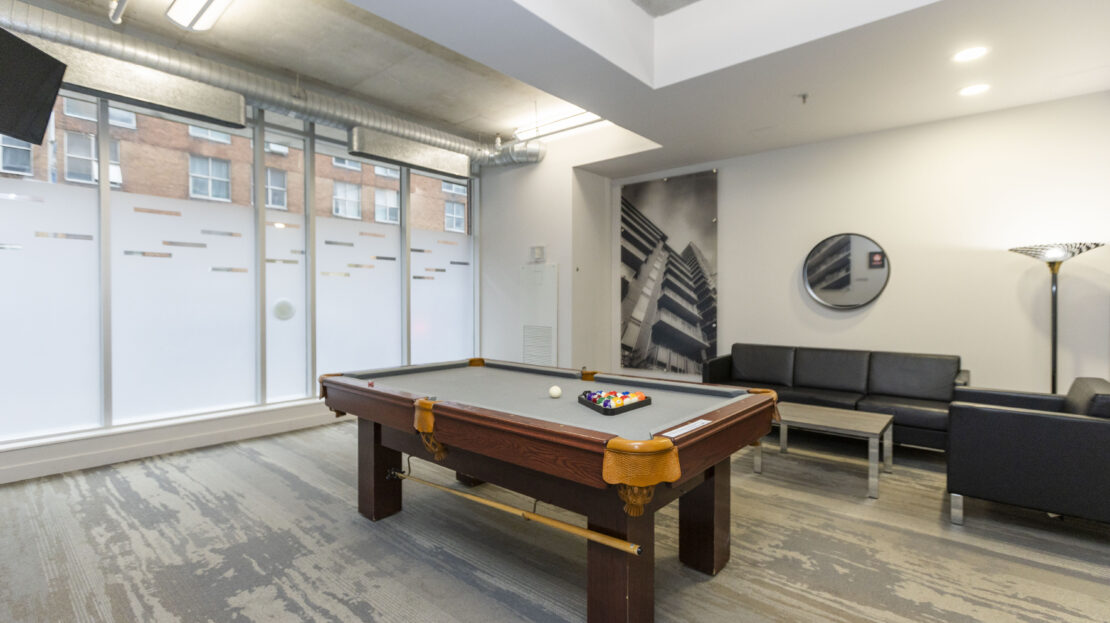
left=0, top=0, right=543, bottom=167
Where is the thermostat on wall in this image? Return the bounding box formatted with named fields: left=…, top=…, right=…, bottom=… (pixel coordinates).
left=530, top=245, right=546, bottom=264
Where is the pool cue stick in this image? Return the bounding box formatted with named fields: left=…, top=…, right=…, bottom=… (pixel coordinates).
left=390, top=470, right=643, bottom=556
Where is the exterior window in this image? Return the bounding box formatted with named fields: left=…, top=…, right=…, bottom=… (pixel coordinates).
left=445, top=200, right=465, bottom=232
left=188, top=125, right=232, bottom=144
left=374, top=188, right=399, bottom=224
left=374, top=165, right=399, bottom=178
left=266, top=168, right=287, bottom=209
left=442, top=181, right=467, bottom=195
left=63, top=98, right=139, bottom=129
left=265, top=142, right=289, bottom=155
left=332, top=181, right=361, bottom=218
left=332, top=157, right=362, bottom=171
left=189, top=155, right=231, bottom=200
left=0, top=135, right=32, bottom=175
left=64, top=131, right=121, bottom=184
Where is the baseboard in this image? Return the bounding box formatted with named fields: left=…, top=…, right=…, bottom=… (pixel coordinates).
left=0, top=401, right=344, bottom=485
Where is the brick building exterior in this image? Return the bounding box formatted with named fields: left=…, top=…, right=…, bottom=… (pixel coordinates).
left=0, top=97, right=467, bottom=232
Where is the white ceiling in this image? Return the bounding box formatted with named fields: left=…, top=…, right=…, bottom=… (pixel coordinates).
left=349, top=0, right=1110, bottom=177
left=32, top=0, right=585, bottom=141
left=629, top=0, right=701, bottom=18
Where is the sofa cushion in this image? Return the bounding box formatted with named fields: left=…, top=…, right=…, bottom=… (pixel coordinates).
left=794, top=347, right=870, bottom=393
left=731, top=343, right=795, bottom=387
left=1063, top=377, right=1110, bottom=418
left=777, top=387, right=862, bottom=409
left=857, top=394, right=949, bottom=430
left=868, top=352, right=960, bottom=402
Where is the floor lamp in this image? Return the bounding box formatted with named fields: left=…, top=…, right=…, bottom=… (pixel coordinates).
left=1009, top=242, right=1104, bottom=393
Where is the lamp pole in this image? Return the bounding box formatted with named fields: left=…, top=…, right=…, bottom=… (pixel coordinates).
left=1048, top=261, right=1060, bottom=394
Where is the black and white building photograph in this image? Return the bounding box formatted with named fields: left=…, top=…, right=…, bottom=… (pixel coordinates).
left=619, top=170, right=717, bottom=374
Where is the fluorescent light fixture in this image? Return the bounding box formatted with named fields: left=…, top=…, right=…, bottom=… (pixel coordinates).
left=958, top=84, right=991, bottom=96
left=952, top=46, right=989, bottom=62
left=166, top=0, right=233, bottom=31
left=514, top=111, right=601, bottom=140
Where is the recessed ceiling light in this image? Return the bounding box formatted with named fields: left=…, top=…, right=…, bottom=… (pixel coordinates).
left=953, top=46, right=989, bottom=63
left=959, top=84, right=991, bottom=96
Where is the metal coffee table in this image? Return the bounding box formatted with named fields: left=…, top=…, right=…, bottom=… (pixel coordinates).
left=752, top=402, right=893, bottom=498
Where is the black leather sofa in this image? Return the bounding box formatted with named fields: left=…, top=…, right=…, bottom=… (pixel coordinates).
left=703, top=343, right=969, bottom=450
left=947, top=377, right=1110, bottom=524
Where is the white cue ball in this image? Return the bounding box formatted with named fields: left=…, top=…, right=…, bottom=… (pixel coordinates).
left=548, top=385, right=562, bottom=398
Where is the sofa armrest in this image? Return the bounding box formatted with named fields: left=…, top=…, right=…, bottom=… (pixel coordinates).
left=952, top=386, right=1065, bottom=411
left=947, top=402, right=1110, bottom=522
left=954, top=369, right=971, bottom=386
left=703, top=354, right=732, bottom=384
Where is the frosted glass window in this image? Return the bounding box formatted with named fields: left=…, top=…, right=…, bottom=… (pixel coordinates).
left=265, top=142, right=289, bottom=155
left=374, top=188, right=399, bottom=224
left=264, top=130, right=307, bottom=402
left=332, top=181, right=361, bottom=218
left=64, top=132, right=121, bottom=185
left=109, top=108, right=138, bottom=129
left=189, top=155, right=231, bottom=201
left=1, top=135, right=32, bottom=175
left=445, top=200, right=465, bottom=232
left=266, top=168, right=287, bottom=209
left=409, top=171, right=473, bottom=364
left=111, top=109, right=256, bottom=423
left=374, top=165, right=399, bottom=178
left=332, top=157, right=361, bottom=171
left=188, top=125, right=231, bottom=143
left=0, top=176, right=102, bottom=440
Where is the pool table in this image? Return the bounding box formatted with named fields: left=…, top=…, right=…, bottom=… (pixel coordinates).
left=320, top=358, right=775, bottom=622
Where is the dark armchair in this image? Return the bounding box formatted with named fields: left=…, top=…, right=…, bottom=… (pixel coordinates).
left=947, top=377, right=1110, bottom=524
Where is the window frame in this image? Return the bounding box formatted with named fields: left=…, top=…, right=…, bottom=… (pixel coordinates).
left=188, top=125, right=232, bottom=144
left=441, top=181, right=467, bottom=195
left=63, top=131, right=122, bottom=186
left=188, top=154, right=232, bottom=201
left=374, top=165, right=399, bottom=178
left=374, top=188, right=400, bottom=224
left=332, top=180, right=361, bottom=219
left=265, top=167, right=287, bottom=209
left=332, top=157, right=362, bottom=171
left=444, top=200, right=466, bottom=233
left=64, top=98, right=138, bottom=129
left=0, top=135, right=33, bottom=176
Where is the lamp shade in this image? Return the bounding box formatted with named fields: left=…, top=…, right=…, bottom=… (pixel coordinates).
left=1009, top=242, right=1103, bottom=263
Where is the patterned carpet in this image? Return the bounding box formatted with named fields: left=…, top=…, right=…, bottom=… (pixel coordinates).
left=2, top=421, right=1108, bottom=622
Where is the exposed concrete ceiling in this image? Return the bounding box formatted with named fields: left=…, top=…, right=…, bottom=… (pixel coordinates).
left=629, top=0, right=701, bottom=18
left=30, top=0, right=585, bottom=142
left=349, top=0, right=1110, bottom=178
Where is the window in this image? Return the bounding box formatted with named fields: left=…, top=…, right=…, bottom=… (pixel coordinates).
left=189, top=155, right=231, bottom=200
left=0, top=135, right=32, bottom=175
left=266, top=168, right=287, bottom=209
left=445, top=200, right=466, bottom=232
left=265, top=142, right=289, bottom=155
left=188, top=125, right=232, bottom=144
left=63, top=98, right=137, bottom=128
left=333, top=181, right=361, bottom=218
left=333, top=157, right=362, bottom=171
left=375, top=188, right=399, bottom=224
left=442, top=181, right=467, bottom=195
left=64, top=131, right=122, bottom=185
left=374, top=165, right=399, bottom=178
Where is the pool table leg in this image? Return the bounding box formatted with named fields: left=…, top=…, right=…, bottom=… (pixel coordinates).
left=587, top=505, right=655, bottom=623
left=678, top=458, right=731, bottom=575
left=358, top=418, right=402, bottom=521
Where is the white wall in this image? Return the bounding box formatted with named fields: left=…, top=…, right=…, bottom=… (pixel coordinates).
left=699, top=92, right=1110, bottom=392
left=478, top=122, right=656, bottom=368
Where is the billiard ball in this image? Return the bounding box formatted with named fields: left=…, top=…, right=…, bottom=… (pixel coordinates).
left=548, top=385, right=562, bottom=398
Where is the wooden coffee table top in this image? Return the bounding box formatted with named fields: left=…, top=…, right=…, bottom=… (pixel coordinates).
left=777, top=401, right=893, bottom=438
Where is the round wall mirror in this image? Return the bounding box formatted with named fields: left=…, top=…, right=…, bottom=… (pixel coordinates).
left=803, top=233, right=889, bottom=309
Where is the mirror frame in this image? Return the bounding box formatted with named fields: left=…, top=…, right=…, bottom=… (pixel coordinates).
left=802, top=233, right=890, bottom=310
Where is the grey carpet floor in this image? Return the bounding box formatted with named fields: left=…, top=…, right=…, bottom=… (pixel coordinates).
left=2, top=421, right=1108, bottom=623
